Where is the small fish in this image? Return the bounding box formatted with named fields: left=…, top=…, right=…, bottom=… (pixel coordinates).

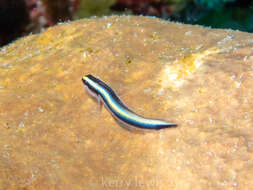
left=82, top=74, right=177, bottom=130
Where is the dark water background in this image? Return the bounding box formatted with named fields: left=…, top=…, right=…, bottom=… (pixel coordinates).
left=0, top=0, right=253, bottom=47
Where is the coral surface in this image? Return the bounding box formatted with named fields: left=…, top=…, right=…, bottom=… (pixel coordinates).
left=0, top=16, right=252, bottom=190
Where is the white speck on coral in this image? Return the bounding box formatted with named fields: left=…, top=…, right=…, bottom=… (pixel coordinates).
left=24, top=111, right=29, bottom=117
left=158, top=150, right=164, bottom=155
left=57, top=21, right=64, bottom=25
left=18, top=122, right=24, bottom=128
left=235, top=81, right=242, bottom=88
left=2, top=151, right=9, bottom=158
left=168, top=73, right=178, bottom=80
left=106, top=22, right=112, bottom=28
left=217, top=165, right=223, bottom=170
left=206, top=151, right=213, bottom=157
left=82, top=52, right=86, bottom=58
left=217, top=35, right=233, bottom=46
left=232, top=148, right=237, bottom=153
left=185, top=31, right=192, bottom=35
left=38, top=107, right=44, bottom=113
left=0, top=85, right=3, bottom=89
left=231, top=74, right=236, bottom=79
left=157, top=89, right=164, bottom=96
left=186, top=120, right=194, bottom=125
left=243, top=114, right=248, bottom=119
left=35, top=50, right=40, bottom=55
left=196, top=45, right=203, bottom=50
left=144, top=88, right=151, bottom=93
left=243, top=56, right=248, bottom=61
left=248, top=141, right=253, bottom=147
left=1, top=62, right=12, bottom=68
left=227, top=35, right=233, bottom=39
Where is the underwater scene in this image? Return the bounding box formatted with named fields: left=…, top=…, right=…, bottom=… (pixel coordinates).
left=0, top=0, right=253, bottom=190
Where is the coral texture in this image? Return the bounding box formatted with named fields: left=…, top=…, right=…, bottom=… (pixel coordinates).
left=0, top=16, right=252, bottom=190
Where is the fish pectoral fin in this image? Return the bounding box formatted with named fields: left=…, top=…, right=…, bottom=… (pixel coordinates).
left=98, top=96, right=104, bottom=112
